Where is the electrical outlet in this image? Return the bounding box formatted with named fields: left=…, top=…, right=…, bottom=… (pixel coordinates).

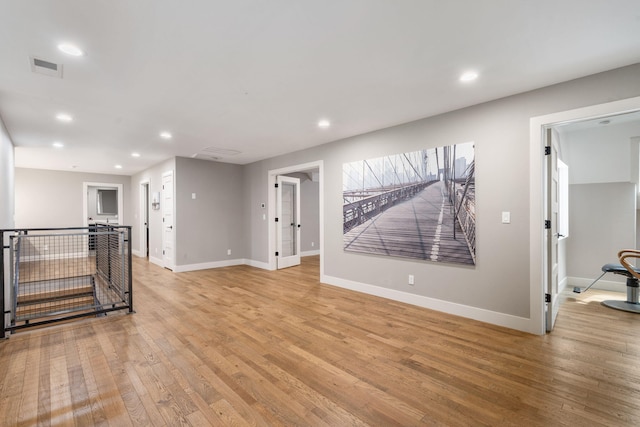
left=311, top=242, right=314, bottom=247
left=227, top=249, right=231, bottom=256
left=408, top=274, right=414, bottom=285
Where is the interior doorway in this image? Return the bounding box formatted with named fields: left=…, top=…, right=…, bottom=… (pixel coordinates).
left=268, top=161, right=323, bottom=277
left=530, top=96, right=640, bottom=334
left=82, top=182, right=123, bottom=228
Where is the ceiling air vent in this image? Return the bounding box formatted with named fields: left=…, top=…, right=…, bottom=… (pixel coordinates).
left=30, top=56, right=63, bottom=78
left=191, top=146, right=241, bottom=161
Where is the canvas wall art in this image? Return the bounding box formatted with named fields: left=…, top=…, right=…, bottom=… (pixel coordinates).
left=343, top=142, right=476, bottom=265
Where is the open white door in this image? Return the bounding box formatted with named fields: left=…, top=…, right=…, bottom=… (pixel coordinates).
left=162, top=171, right=175, bottom=270
left=276, top=175, right=301, bottom=269
left=546, top=128, right=560, bottom=332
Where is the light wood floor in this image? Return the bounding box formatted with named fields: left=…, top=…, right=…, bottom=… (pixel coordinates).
left=1, top=256, right=640, bottom=426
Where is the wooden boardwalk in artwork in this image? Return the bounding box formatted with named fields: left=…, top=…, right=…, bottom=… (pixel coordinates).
left=344, top=181, right=474, bottom=265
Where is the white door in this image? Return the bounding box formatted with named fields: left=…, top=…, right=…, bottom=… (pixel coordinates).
left=546, top=128, right=560, bottom=332
left=162, top=171, right=175, bottom=270
left=276, top=175, right=301, bottom=269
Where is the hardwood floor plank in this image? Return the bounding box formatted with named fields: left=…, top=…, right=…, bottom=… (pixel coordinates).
left=3, top=256, right=640, bottom=425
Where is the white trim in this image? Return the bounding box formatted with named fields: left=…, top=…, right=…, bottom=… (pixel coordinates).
left=267, top=161, right=324, bottom=275
left=322, top=274, right=532, bottom=332
left=244, top=259, right=271, bottom=270
left=132, top=249, right=143, bottom=258
left=173, top=259, right=245, bottom=273
left=301, top=250, right=320, bottom=257
left=139, top=179, right=150, bottom=259
left=149, top=255, right=163, bottom=268
left=161, top=170, right=175, bottom=270
left=530, top=96, right=640, bottom=335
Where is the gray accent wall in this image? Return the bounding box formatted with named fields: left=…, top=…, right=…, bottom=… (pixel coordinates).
left=174, top=157, right=246, bottom=266
left=130, top=157, right=247, bottom=267
left=242, top=64, right=640, bottom=322
left=15, top=168, right=131, bottom=229
left=300, top=177, right=320, bottom=253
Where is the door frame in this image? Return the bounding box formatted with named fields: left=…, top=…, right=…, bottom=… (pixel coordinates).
left=529, top=96, right=640, bottom=335
left=268, top=161, right=324, bottom=275
left=82, top=182, right=124, bottom=227
left=161, top=170, right=175, bottom=270
left=139, top=180, right=150, bottom=258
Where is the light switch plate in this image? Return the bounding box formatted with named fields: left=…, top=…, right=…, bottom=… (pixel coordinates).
left=502, top=211, right=511, bottom=224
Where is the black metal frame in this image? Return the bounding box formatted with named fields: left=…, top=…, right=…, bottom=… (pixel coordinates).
left=1, top=225, right=133, bottom=338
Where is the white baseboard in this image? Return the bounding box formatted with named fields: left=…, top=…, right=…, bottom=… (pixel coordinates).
left=149, top=256, right=163, bottom=268
left=244, top=259, right=271, bottom=270
left=132, top=249, right=143, bottom=257
left=568, top=276, right=626, bottom=293
left=559, top=276, right=567, bottom=293
left=320, top=274, right=534, bottom=334
left=301, top=250, right=320, bottom=257
left=173, top=258, right=245, bottom=273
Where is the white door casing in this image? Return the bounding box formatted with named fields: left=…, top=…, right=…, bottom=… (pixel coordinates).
left=545, top=128, right=560, bottom=332
left=162, top=171, right=175, bottom=270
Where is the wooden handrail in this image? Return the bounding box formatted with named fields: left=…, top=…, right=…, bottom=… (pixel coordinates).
left=618, top=249, right=640, bottom=281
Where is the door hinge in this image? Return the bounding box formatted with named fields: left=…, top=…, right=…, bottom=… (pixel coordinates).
left=545, top=293, right=551, bottom=303
left=544, top=220, right=551, bottom=229
left=275, top=217, right=279, bottom=222
left=275, top=183, right=279, bottom=188
left=275, top=251, right=279, bottom=256
left=162, top=250, right=165, bottom=255
left=544, top=146, right=551, bottom=155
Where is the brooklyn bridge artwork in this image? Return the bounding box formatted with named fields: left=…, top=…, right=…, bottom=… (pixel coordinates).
left=343, top=142, right=476, bottom=265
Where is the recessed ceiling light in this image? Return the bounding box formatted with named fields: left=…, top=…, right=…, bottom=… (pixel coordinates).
left=131, top=152, right=141, bottom=158
left=318, top=119, right=331, bottom=129
left=56, top=113, right=73, bottom=122
left=460, top=71, right=479, bottom=82
left=57, top=43, right=84, bottom=57
left=160, top=131, right=172, bottom=139
left=52, top=142, right=64, bottom=148
left=115, top=164, right=123, bottom=169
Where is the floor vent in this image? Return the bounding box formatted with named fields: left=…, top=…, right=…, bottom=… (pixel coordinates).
left=30, top=56, right=63, bottom=78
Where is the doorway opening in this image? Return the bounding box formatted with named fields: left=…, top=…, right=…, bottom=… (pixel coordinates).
left=83, top=182, right=123, bottom=228
left=268, top=161, right=323, bottom=277
left=530, top=96, right=640, bottom=334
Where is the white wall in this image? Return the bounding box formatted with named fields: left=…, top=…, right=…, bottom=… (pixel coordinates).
left=1, top=116, right=15, bottom=331
left=14, top=168, right=131, bottom=229
left=559, top=120, right=640, bottom=184
left=0, top=117, right=14, bottom=230
left=559, top=117, right=640, bottom=287
left=567, top=183, right=636, bottom=282
left=242, top=63, right=640, bottom=333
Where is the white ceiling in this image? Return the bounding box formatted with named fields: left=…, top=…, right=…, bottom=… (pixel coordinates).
left=1, top=1, right=639, bottom=176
